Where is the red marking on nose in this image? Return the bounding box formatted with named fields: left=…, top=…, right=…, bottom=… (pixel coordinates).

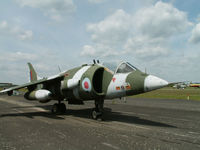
left=112, top=78, right=116, bottom=82
left=64, top=73, right=69, bottom=77
left=84, top=81, right=89, bottom=89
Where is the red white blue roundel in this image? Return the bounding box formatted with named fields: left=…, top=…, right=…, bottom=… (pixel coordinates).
left=82, top=78, right=92, bottom=92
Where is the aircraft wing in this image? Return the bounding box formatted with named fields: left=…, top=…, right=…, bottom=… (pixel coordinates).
left=168, top=82, right=183, bottom=86
left=0, top=73, right=65, bottom=94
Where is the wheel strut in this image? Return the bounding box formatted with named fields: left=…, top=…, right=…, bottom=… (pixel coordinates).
left=92, top=99, right=104, bottom=120
left=51, top=102, right=66, bottom=114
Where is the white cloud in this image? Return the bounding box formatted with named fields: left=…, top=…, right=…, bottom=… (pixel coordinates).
left=88, top=0, right=106, bottom=4
left=83, top=9, right=131, bottom=58
left=18, top=30, right=33, bottom=40
left=0, top=21, right=7, bottom=28
left=0, top=21, right=33, bottom=40
left=134, top=1, right=192, bottom=38
left=0, top=51, right=37, bottom=62
left=124, top=36, right=169, bottom=59
left=0, top=51, right=37, bottom=83
left=81, top=44, right=119, bottom=57
left=0, top=50, right=62, bottom=84
left=81, top=45, right=96, bottom=57
left=82, top=1, right=191, bottom=59
left=87, top=9, right=131, bottom=45
left=16, top=0, right=76, bottom=21
left=189, top=23, right=200, bottom=44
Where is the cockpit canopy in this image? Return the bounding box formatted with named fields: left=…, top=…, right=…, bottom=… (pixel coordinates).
left=103, top=61, right=139, bottom=74
left=116, top=62, right=139, bottom=73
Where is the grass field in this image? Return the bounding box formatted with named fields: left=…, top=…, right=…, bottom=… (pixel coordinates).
left=132, top=87, right=200, bottom=101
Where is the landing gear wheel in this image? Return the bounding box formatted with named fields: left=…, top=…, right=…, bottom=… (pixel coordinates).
left=51, top=104, right=59, bottom=113
left=51, top=103, right=66, bottom=114
left=91, top=108, right=103, bottom=120
left=92, top=99, right=104, bottom=120
left=92, top=109, right=97, bottom=120
left=60, top=103, right=66, bottom=113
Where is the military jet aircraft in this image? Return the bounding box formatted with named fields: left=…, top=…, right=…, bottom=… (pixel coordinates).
left=0, top=61, right=168, bottom=119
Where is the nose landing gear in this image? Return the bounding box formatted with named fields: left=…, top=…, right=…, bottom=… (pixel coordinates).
left=92, top=99, right=104, bottom=120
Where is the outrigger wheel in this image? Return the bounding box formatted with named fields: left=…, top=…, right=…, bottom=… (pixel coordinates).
left=51, top=103, right=66, bottom=114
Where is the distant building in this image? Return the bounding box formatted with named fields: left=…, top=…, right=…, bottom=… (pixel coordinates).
left=0, top=83, right=20, bottom=95
left=0, top=83, right=17, bottom=89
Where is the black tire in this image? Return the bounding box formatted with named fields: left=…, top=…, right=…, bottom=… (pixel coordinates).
left=51, top=104, right=59, bottom=114
left=60, top=103, right=66, bottom=113
left=92, top=109, right=98, bottom=120
left=91, top=108, right=102, bottom=120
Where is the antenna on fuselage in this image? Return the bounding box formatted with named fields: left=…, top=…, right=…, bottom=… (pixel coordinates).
left=58, top=65, right=62, bottom=73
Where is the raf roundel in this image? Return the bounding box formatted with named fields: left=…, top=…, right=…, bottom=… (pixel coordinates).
left=82, top=78, right=92, bottom=92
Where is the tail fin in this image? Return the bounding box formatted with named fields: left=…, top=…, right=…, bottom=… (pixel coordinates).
left=28, top=62, right=37, bottom=82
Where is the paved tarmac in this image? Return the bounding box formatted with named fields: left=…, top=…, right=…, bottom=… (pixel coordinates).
left=0, top=95, right=200, bottom=150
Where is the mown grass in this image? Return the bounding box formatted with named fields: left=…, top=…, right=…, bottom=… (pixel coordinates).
left=132, top=87, right=200, bottom=101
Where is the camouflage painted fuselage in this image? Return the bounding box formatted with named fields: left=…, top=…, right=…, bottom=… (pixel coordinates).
left=52, top=64, right=148, bottom=103
left=1, top=61, right=168, bottom=105
left=0, top=62, right=169, bottom=118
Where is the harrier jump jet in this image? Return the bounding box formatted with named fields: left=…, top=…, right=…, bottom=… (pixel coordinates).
left=0, top=61, right=168, bottom=119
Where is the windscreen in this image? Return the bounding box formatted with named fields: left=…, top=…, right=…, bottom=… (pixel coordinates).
left=116, top=62, right=138, bottom=73
left=102, top=61, right=139, bottom=74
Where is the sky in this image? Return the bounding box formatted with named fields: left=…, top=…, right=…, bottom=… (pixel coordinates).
left=0, top=0, right=200, bottom=84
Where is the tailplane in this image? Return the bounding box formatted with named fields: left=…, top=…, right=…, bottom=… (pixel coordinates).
left=28, top=62, right=38, bottom=82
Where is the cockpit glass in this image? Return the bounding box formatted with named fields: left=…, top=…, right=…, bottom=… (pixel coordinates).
left=103, top=61, right=139, bottom=74
left=116, top=62, right=137, bottom=73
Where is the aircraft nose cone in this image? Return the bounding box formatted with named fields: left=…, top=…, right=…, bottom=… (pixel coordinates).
left=144, top=75, right=168, bottom=92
